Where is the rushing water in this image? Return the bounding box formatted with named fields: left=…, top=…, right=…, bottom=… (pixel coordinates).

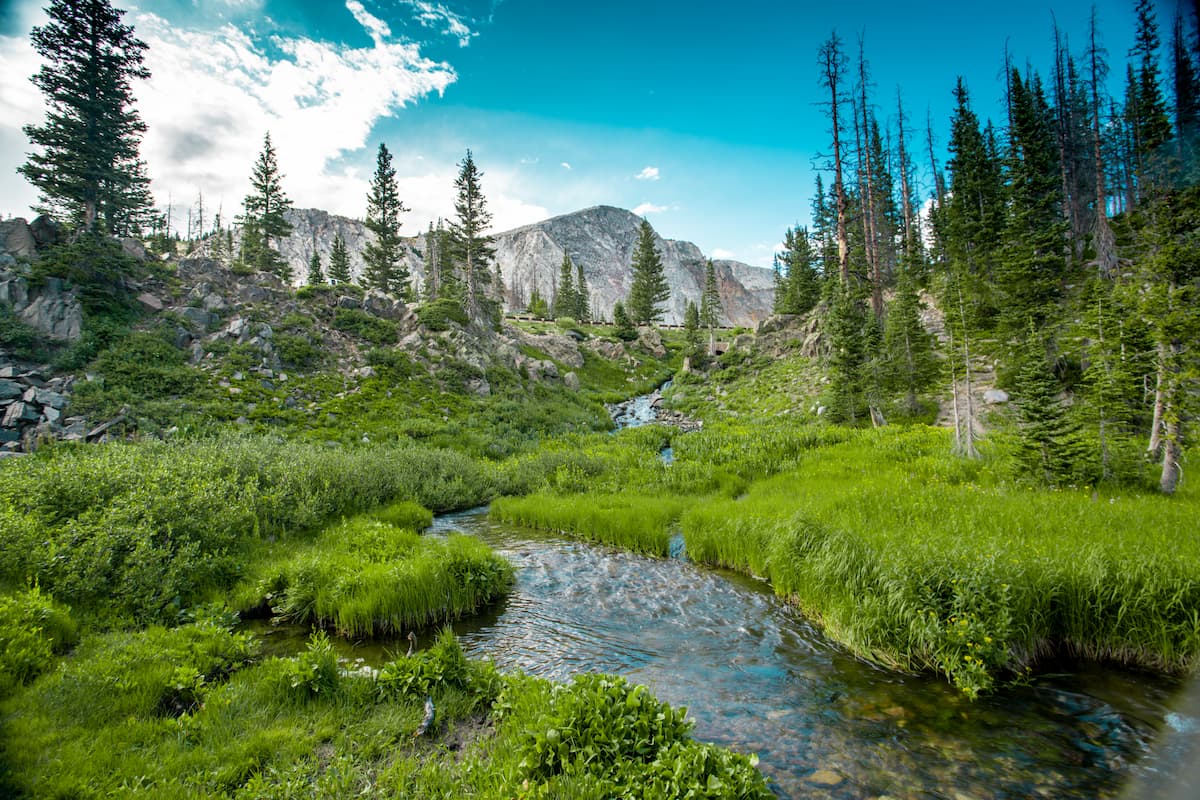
left=250, top=507, right=1199, bottom=798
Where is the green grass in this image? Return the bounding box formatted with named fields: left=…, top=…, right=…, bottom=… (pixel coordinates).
left=245, top=515, right=513, bottom=637
left=678, top=425, right=1200, bottom=696
left=491, top=492, right=691, bottom=556
left=0, top=435, right=496, bottom=626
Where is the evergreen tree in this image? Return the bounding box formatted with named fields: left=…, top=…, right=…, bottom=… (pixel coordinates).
left=362, top=143, right=410, bottom=297
left=574, top=261, right=591, bottom=321
left=884, top=266, right=939, bottom=414
left=447, top=150, right=496, bottom=325
left=306, top=251, right=324, bottom=286
left=1013, top=324, right=1083, bottom=486
left=774, top=226, right=820, bottom=314
left=239, top=132, right=293, bottom=279
left=328, top=234, right=351, bottom=285
left=1171, top=8, right=1200, bottom=182
left=683, top=300, right=701, bottom=351
left=1130, top=0, right=1174, bottom=198
left=825, top=283, right=869, bottom=424
left=20, top=0, right=152, bottom=235
left=527, top=287, right=550, bottom=319
left=700, top=259, right=722, bottom=329
left=552, top=253, right=578, bottom=318
left=998, top=69, right=1067, bottom=333
left=612, top=301, right=638, bottom=341
left=627, top=219, right=670, bottom=325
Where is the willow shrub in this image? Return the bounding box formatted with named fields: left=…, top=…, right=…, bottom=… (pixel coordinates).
left=0, top=436, right=495, bottom=625
left=680, top=425, right=1200, bottom=697
left=0, top=586, right=77, bottom=696
left=254, top=516, right=513, bottom=637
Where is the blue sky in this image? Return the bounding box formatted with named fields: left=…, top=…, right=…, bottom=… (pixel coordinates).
left=0, top=0, right=1173, bottom=265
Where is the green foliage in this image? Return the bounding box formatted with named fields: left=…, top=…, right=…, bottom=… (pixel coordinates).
left=252, top=514, right=511, bottom=637
left=305, top=251, right=324, bottom=286
left=552, top=253, right=579, bottom=319
left=376, top=627, right=499, bottom=708
left=0, top=585, right=77, bottom=695
left=446, top=150, right=496, bottom=324
left=332, top=307, right=398, bottom=344
left=492, top=493, right=688, bottom=556
left=417, top=296, right=469, bottom=331
left=273, top=332, right=323, bottom=369
left=270, top=630, right=341, bottom=702
left=700, top=258, right=723, bottom=329
left=498, top=673, right=771, bottom=798
left=0, top=303, right=48, bottom=362
left=34, top=235, right=142, bottom=313
left=611, top=301, right=637, bottom=340
left=526, top=287, right=549, bottom=318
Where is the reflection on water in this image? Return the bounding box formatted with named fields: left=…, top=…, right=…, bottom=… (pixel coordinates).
left=252, top=508, right=1198, bottom=799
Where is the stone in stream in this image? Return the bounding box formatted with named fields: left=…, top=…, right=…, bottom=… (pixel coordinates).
left=807, top=769, right=844, bottom=786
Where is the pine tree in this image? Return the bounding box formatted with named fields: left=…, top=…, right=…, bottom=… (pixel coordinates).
left=20, top=0, right=152, bottom=235
left=699, top=259, right=722, bottom=355
left=447, top=151, right=496, bottom=325
left=1130, top=0, right=1174, bottom=198
left=552, top=253, right=578, bottom=318
left=574, top=261, right=590, bottom=321
left=1013, top=324, right=1083, bottom=486
left=240, top=132, right=293, bottom=279
left=612, top=301, right=638, bottom=341
left=817, top=31, right=851, bottom=283
left=825, top=282, right=869, bottom=424
left=683, top=300, right=701, bottom=352
left=328, top=234, right=351, bottom=285
left=1170, top=7, right=1200, bottom=182
left=527, top=287, right=549, bottom=319
left=998, top=69, right=1067, bottom=333
left=774, top=226, right=820, bottom=314
left=307, top=251, right=324, bottom=285
left=627, top=219, right=670, bottom=325
left=884, top=266, right=939, bottom=414
left=362, top=143, right=410, bottom=297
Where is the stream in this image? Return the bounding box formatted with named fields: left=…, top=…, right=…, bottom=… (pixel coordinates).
left=252, top=506, right=1200, bottom=799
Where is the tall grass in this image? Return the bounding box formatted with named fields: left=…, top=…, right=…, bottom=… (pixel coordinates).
left=0, top=435, right=496, bottom=625
left=250, top=516, right=513, bottom=637
left=680, top=425, right=1200, bottom=696
left=491, top=493, right=690, bottom=556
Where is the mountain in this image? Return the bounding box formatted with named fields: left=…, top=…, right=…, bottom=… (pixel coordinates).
left=266, top=205, right=775, bottom=326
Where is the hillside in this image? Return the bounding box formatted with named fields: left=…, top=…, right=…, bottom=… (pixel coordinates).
left=222, top=205, right=775, bottom=327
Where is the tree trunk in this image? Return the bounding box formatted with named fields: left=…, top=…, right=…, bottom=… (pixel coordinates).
left=1148, top=340, right=1167, bottom=458
left=1161, top=415, right=1182, bottom=494
left=1089, top=11, right=1119, bottom=278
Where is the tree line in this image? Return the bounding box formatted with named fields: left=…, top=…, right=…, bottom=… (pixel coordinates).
left=782, top=1, right=1198, bottom=493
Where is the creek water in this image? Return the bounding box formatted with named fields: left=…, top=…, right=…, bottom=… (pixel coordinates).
left=251, top=506, right=1199, bottom=799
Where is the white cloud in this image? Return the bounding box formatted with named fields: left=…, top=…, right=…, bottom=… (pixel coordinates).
left=345, top=0, right=391, bottom=44
left=560, top=161, right=571, bottom=170
left=711, top=248, right=736, bottom=259
left=632, top=202, right=667, bottom=216
left=399, top=1, right=476, bottom=47
left=635, top=165, right=660, bottom=181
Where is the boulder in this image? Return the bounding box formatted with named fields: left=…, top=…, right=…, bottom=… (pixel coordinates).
left=518, top=330, right=584, bottom=368
left=636, top=327, right=667, bottom=358
left=732, top=333, right=755, bottom=351
left=983, top=389, right=1010, bottom=404
left=0, top=380, right=21, bottom=401
left=587, top=340, right=626, bottom=360
left=563, top=371, right=581, bottom=391
left=136, top=292, right=164, bottom=312
left=172, top=306, right=217, bottom=330
left=120, top=237, right=148, bottom=261
left=34, top=388, right=67, bottom=408
left=362, top=290, right=406, bottom=320
left=0, top=219, right=37, bottom=259
left=28, top=215, right=60, bottom=248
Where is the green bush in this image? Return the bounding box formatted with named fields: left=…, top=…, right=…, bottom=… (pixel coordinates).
left=366, top=347, right=416, bottom=379
left=369, top=500, right=433, bottom=531
left=0, top=586, right=77, bottom=695
left=416, top=297, right=468, bottom=332
left=333, top=307, right=398, bottom=344
left=273, top=332, right=323, bottom=369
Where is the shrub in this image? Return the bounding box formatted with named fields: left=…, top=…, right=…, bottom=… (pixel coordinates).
left=417, top=297, right=468, bottom=332
left=0, top=586, right=77, bottom=694
left=333, top=307, right=398, bottom=344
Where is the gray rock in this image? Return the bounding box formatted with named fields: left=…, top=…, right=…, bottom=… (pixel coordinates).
left=34, top=388, right=66, bottom=408
left=637, top=327, right=667, bottom=358
left=172, top=306, right=216, bottom=329
left=0, top=272, right=83, bottom=341
left=0, top=379, right=21, bottom=401
left=563, top=371, right=580, bottom=391
left=0, top=218, right=37, bottom=259
left=3, top=401, right=38, bottom=426
left=120, top=237, right=148, bottom=261
left=732, top=333, right=755, bottom=351
left=201, top=292, right=226, bottom=311
left=42, top=406, right=61, bottom=424
left=0, top=428, right=21, bottom=443
left=337, top=295, right=360, bottom=309
left=28, top=215, right=60, bottom=248
left=172, top=326, right=191, bottom=349
left=984, top=389, right=1010, bottom=404
left=517, top=330, right=585, bottom=368
left=136, top=292, right=164, bottom=312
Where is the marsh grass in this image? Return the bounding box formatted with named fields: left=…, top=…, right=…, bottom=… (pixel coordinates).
left=250, top=516, right=513, bottom=637
left=491, top=493, right=690, bottom=556
left=0, top=436, right=495, bottom=625
left=679, top=425, right=1200, bottom=696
